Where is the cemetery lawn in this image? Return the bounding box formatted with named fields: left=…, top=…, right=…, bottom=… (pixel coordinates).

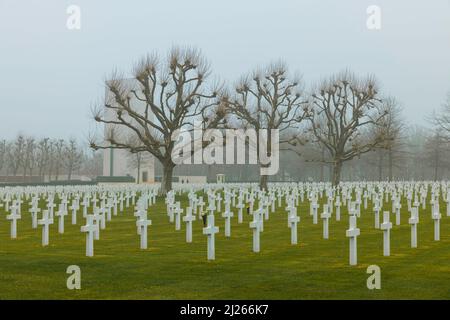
left=1, top=196, right=450, bottom=300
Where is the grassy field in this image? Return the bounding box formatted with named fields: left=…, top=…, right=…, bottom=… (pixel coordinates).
left=0, top=193, right=449, bottom=299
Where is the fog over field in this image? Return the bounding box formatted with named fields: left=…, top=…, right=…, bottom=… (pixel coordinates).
left=1, top=0, right=449, bottom=140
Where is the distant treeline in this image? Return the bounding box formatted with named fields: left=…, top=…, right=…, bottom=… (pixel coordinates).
left=0, top=136, right=102, bottom=182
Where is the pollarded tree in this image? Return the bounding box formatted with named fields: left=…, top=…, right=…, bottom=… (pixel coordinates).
left=307, top=71, right=388, bottom=186
left=227, top=62, right=311, bottom=190
left=91, top=47, right=226, bottom=195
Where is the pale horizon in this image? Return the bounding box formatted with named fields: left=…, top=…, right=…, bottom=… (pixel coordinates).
left=1, top=0, right=450, bottom=141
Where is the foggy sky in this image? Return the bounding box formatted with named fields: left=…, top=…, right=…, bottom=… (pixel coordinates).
left=1, top=0, right=450, bottom=141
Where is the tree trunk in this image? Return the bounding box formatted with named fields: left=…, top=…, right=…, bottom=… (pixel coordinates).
left=434, top=159, right=438, bottom=181
left=433, top=149, right=439, bottom=181
left=320, top=148, right=325, bottom=181
left=136, top=156, right=141, bottom=184
left=332, top=159, right=343, bottom=187
left=378, top=151, right=383, bottom=181
left=160, top=162, right=174, bottom=196
left=388, top=148, right=393, bottom=181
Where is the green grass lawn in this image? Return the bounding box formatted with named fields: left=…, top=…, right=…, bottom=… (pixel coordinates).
left=0, top=194, right=449, bottom=299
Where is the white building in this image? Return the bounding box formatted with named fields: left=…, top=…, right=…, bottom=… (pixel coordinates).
left=102, top=79, right=155, bottom=183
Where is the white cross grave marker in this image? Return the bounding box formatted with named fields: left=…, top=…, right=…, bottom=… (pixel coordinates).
left=395, top=201, right=401, bottom=225
left=70, top=200, right=78, bottom=225
left=6, top=205, right=21, bottom=239
left=380, top=211, right=392, bottom=256
left=432, top=209, right=441, bottom=241
left=56, top=207, right=68, bottom=234
left=137, top=213, right=152, bottom=249
left=38, top=209, right=53, bottom=246
left=222, top=205, right=234, bottom=238
left=203, top=214, right=219, bottom=260
left=29, top=205, right=40, bottom=229
left=288, top=208, right=300, bottom=245
left=183, top=207, right=196, bottom=243
left=249, top=209, right=263, bottom=252
left=81, top=215, right=98, bottom=257
left=346, top=215, right=360, bottom=266
left=174, top=202, right=183, bottom=231
left=321, top=204, right=331, bottom=239
left=408, top=207, right=419, bottom=248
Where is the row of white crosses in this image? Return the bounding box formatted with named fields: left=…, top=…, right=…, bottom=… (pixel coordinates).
left=180, top=181, right=450, bottom=264
left=1, top=181, right=450, bottom=263
left=166, top=186, right=270, bottom=259
left=0, top=185, right=156, bottom=256
left=343, top=182, right=450, bottom=265
left=80, top=189, right=157, bottom=256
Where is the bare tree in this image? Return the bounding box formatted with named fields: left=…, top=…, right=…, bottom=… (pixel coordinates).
left=227, top=62, right=310, bottom=190
left=0, top=135, right=103, bottom=182
left=307, top=71, right=388, bottom=186
left=36, top=138, right=51, bottom=178
left=4, top=142, right=14, bottom=176
left=403, top=125, right=427, bottom=180
left=82, top=150, right=103, bottom=178
left=372, top=97, right=405, bottom=181
left=296, top=127, right=335, bottom=182
left=126, top=151, right=144, bottom=183
left=53, top=139, right=66, bottom=181
left=424, top=129, right=450, bottom=180
left=47, top=140, right=55, bottom=181
left=91, top=47, right=226, bottom=195
left=0, top=140, right=6, bottom=174
left=10, top=135, right=25, bottom=176
left=22, top=137, right=36, bottom=179
left=433, top=91, right=450, bottom=137
left=65, top=139, right=83, bottom=180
